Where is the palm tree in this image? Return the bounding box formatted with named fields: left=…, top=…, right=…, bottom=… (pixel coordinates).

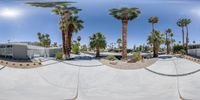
left=193, top=41, right=196, bottom=44
left=179, top=41, right=181, bottom=44
left=77, top=36, right=81, bottom=44
left=59, top=17, right=67, bottom=56
left=89, top=32, right=106, bottom=57
left=53, top=6, right=81, bottom=59
left=170, top=33, right=174, bottom=43
left=77, top=37, right=81, bottom=41
left=147, top=30, right=164, bottom=57
left=184, top=18, right=191, bottom=54
left=53, top=42, right=58, bottom=47
left=177, top=19, right=186, bottom=48
left=170, top=33, right=175, bottom=53
left=117, top=38, right=122, bottom=49
left=37, top=32, right=51, bottom=47
left=37, top=32, right=42, bottom=46
left=109, top=7, right=141, bottom=60
left=45, top=34, right=51, bottom=47
left=165, top=28, right=172, bottom=54
left=27, top=1, right=81, bottom=59
left=148, top=16, right=159, bottom=32
left=68, top=16, right=84, bottom=50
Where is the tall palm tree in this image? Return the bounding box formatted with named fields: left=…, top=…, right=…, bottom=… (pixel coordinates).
left=117, top=38, right=122, bottom=49
left=170, top=33, right=175, bottom=53
left=53, top=5, right=81, bottom=59
left=89, top=32, right=106, bottom=57
left=148, top=16, right=159, bottom=32
left=184, top=18, right=191, bottom=54
left=165, top=28, right=172, bottom=54
left=27, top=1, right=81, bottom=59
left=177, top=19, right=186, bottom=48
left=147, top=30, right=164, bottom=57
left=59, top=17, right=67, bottom=56
left=109, top=7, right=141, bottom=60
left=68, top=16, right=84, bottom=50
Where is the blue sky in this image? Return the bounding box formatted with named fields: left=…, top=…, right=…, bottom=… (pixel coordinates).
left=0, top=0, right=200, bottom=48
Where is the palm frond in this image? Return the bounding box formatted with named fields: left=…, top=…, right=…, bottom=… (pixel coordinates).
left=109, top=7, right=141, bottom=21
left=26, top=1, right=75, bottom=8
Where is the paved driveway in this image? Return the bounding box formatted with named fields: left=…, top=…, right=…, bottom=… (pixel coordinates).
left=0, top=56, right=200, bottom=100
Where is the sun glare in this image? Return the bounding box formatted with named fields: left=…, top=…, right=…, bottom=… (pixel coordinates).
left=0, top=8, right=21, bottom=18
left=191, top=8, right=200, bottom=17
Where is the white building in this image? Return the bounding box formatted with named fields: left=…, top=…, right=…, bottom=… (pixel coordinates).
left=0, top=43, right=61, bottom=60
left=188, top=44, right=200, bottom=58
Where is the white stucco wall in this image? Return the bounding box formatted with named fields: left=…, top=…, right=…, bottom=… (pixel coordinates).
left=188, top=49, right=200, bottom=57
left=27, top=45, right=61, bottom=58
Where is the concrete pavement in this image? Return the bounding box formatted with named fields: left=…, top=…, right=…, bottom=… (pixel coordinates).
left=0, top=56, right=200, bottom=100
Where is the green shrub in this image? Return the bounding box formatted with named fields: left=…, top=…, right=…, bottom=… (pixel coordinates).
left=180, top=49, right=186, bottom=55
left=128, top=52, right=142, bottom=63
left=173, top=45, right=185, bottom=54
left=56, top=52, right=63, bottom=60
left=106, top=55, right=117, bottom=61
left=72, top=43, right=80, bottom=54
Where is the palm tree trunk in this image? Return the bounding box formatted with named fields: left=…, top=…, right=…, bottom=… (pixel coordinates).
left=153, top=43, right=159, bottom=57
left=186, top=25, right=189, bottom=54
left=152, top=23, right=155, bottom=33
left=166, top=33, right=169, bottom=54
left=182, top=26, right=185, bottom=48
left=167, top=45, right=170, bottom=54
left=64, top=13, right=70, bottom=59
left=62, top=31, right=66, bottom=58
left=68, top=25, right=74, bottom=52
left=96, top=46, right=100, bottom=57
left=171, top=36, right=173, bottom=54
left=153, top=44, right=156, bottom=57
left=122, top=20, right=128, bottom=60
left=69, top=32, right=72, bottom=51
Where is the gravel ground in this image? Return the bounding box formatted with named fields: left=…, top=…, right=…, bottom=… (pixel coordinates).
left=100, top=58, right=158, bottom=70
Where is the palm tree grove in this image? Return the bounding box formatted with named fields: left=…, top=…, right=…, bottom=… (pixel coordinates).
left=24, top=1, right=194, bottom=61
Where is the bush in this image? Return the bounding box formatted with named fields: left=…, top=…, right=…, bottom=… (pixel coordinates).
left=106, top=55, right=117, bottom=61
left=128, top=52, right=142, bottom=63
left=173, top=45, right=185, bottom=54
left=72, top=43, right=80, bottom=54
left=56, top=52, right=63, bottom=60
left=180, top=49, right=186, bottom=55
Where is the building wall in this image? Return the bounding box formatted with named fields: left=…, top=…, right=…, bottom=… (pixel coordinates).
left=188, top=49, right=200, bottom=58
left=13, top=45, right=28, bottom=60
left=27, top=45, right=46, bottom=58
left=46, top=48, right=62, bottom=57
left=0, top=45, right=13, bottom=57
left=27, top=45, right=61, bottom=58
left=0, top=43, right=61, bottom=59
